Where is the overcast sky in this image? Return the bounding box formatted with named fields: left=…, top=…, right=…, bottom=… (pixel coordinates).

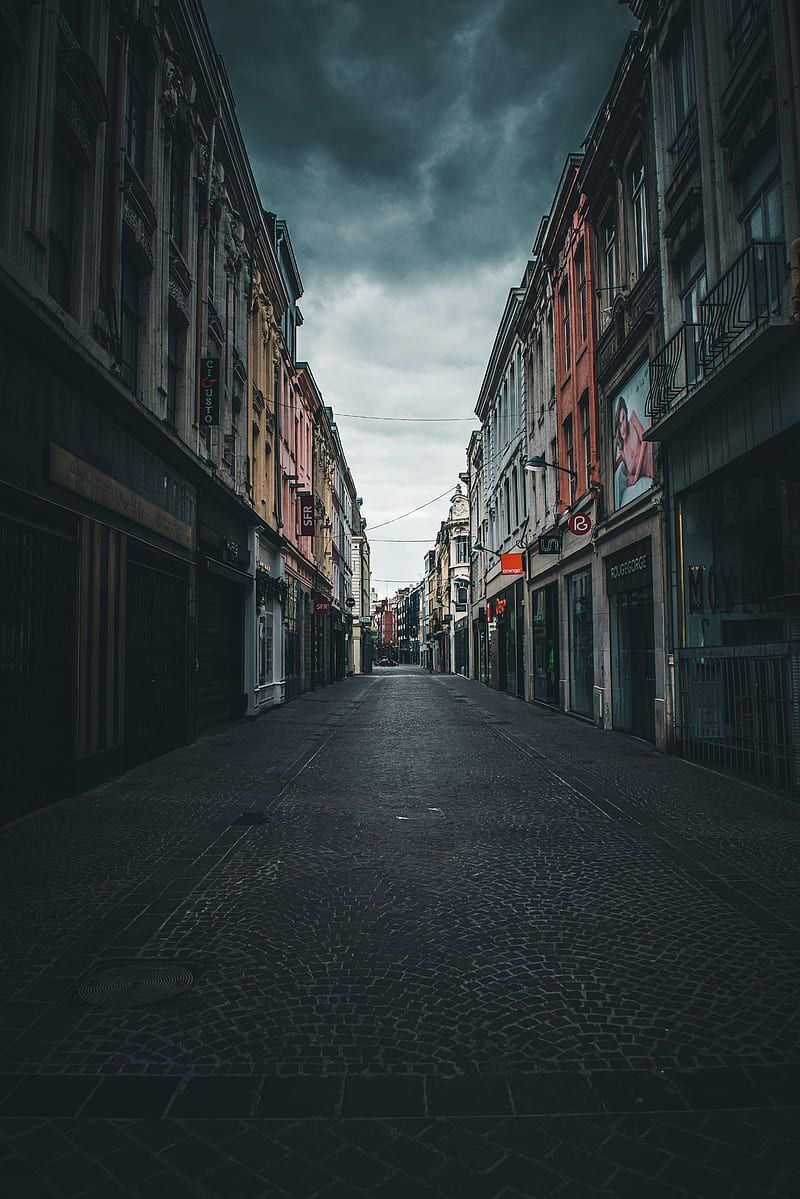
left=205, top=0, right=636, bottom=597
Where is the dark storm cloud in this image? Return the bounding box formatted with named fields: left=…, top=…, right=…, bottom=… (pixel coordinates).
left=205, top=0, right=635, bottom=275
left=202, top=0, right=635, bottom=591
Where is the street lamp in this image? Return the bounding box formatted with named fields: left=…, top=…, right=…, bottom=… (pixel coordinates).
left=524, top=454, right=577, bottom=482
left=472, top=542, right=500, bottom=558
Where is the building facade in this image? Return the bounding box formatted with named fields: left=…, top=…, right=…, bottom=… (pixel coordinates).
left=0, top=0, right=369, bottom=821
left=629, top=0, right=800, bottom=787
left=475, top=287, right=529, bottom=696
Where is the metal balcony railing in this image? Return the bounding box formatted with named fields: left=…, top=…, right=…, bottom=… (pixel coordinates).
left=701, top=240, right=783, bottom=365
left=646, top=323, right=705, bottom=422
left=646, top=242, right=785, bottom=423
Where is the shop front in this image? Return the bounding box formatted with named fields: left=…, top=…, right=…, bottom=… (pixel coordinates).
left=196, top=495, right=252, bottom=732
left=604, top=539, right=656, bottom=743
left=472, top=610, right=488, bottom=683
left=531, top=580, right=560, bottom=707
left=486, top=579, right=525, bottom=697
left=312, top=596, right=331, bottom=688
left=673, top=465, right=799, bottom=792
left=567, top=566, right=594, bottom=719
left=252, top=529, right=284, bottom=714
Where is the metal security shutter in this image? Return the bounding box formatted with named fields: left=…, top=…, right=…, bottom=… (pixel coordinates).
left=197, top=570, right=243, bottom=731
left=124, top=561, right=188, bottom=766
left=0, top=514, right=77, bottom=821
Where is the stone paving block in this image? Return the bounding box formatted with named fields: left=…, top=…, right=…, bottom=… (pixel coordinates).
left=342, top=1073, right=425, bottom=1117
left=167, top=1075, right=261, bottom=1118
left=81, top=1076, right=178, bottom=1119
left=508, top=1073, right=602, bottom=1116
left=0, top=1076, right=100, bottom=1117
left=427, top=1075, right=513, bottom=1117
left=256, top=1076, right=343, bottom=1118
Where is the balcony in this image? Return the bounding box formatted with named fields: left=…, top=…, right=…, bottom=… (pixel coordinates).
left=645, top=242, right=791, bottom=436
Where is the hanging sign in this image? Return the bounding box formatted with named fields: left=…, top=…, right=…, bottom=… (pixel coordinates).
left=299, top=493, right=315, bottom=535
left=568, top=512, right=593, bottom=536
left=539, top=531, right=562, bottom=555
left=200, top=357, right=220, bottom=427
left=500, top=552, right=524, bottom=575
left=314, top=598, right=330, bottom=614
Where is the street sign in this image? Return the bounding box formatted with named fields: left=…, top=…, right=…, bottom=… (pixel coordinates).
left=568, top=512, right=593, bottom=536
left=500, top=552, right=524, bottom=575
left=539, top=531, right=562, bottom=555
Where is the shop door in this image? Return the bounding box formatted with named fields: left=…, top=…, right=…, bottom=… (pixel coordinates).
left=125, top=561, right=188, bottom=765
left=533, top=583, right=559, bottom=706
left=611, top=588, right=655, bottom=741
left=197, top=571, right=244, bottom=731
left=0, top=515, right=76, bottom=821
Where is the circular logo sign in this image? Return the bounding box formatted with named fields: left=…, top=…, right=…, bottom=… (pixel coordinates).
left=568, top=512, right=593, bottom=536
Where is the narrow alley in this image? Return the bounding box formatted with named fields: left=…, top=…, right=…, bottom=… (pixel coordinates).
left=1, top=669, right=798, bottom=1198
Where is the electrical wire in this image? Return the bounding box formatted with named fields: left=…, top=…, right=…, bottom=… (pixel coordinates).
left=368, top=487, right=457, bottom=531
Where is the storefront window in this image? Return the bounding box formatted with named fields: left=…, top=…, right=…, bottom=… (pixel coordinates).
left=679, top=475, right=785, bottom=648
left=257, top=611, right=273, bottom=686
left=533, top=583, right=559, bottom=706
left=568, top=568, right=594, bottom=718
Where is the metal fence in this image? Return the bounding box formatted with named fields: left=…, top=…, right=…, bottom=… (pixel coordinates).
left=675, top=645, right=795, bottom=792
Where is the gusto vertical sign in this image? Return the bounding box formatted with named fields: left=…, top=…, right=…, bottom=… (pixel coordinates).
left=200, top=357, right=220, bottom=427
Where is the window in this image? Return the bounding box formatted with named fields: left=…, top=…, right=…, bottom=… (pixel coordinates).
left=170, top=140, right=186, bottom=250
left=208, top=219, right=218, bottom=305
left=48, top=150, right=76, bottom=312
left=258, top=611, right=273, bottom=685
left=604, top=221, right=617, bottom=294
left=125, top=40, right=148, bottom=178
left=669, top=23, right=696, bottom=144
left=512, top=465, right=519, bottom=528
left=564, top=416, right=575, bottom=503
left=561, top=281, right=571, bottom=371
left=536, top=335, right=544, bottom=416
left=744, top=177, right=783, bottom=244
left=504, top=478, right=511, bottom=536
left=576, top=247, right=587, bottom=342
left=728, top=0, right=764, bottom=64
left=630, top=156, right=649, bottom=275
left=120, top=247, right=139, bottom=390
left=166, top=315, right=182, bottom=427
left=551, top=436, right=560, bottom=508
left=579, top=393, right=591, bottom=484
left=232, top=272, right=240, bottom=350
left=680, top=245, right=706, bottom=384
left=60, top=0, right=82, bottom=41
left=455, top=536, right=469, bottom=564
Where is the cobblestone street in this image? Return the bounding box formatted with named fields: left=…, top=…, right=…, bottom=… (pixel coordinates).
left=1, top=668, right=799, bottom=1198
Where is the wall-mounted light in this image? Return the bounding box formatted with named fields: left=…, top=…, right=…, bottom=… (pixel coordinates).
left=524, top=454, right=577, bottom=482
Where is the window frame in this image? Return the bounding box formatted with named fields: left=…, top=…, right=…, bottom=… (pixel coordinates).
left=561, top=280, right=571, bottom=372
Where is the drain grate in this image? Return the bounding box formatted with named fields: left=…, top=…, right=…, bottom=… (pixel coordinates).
left=77, top=961, right=196, bottom=1007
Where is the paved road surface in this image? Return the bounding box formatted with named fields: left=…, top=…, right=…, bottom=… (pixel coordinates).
left=1, top=668, right=798, bottom=1197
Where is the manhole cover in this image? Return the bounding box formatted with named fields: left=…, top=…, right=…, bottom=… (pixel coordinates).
left=77, top=961, right=196, bottom=1007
